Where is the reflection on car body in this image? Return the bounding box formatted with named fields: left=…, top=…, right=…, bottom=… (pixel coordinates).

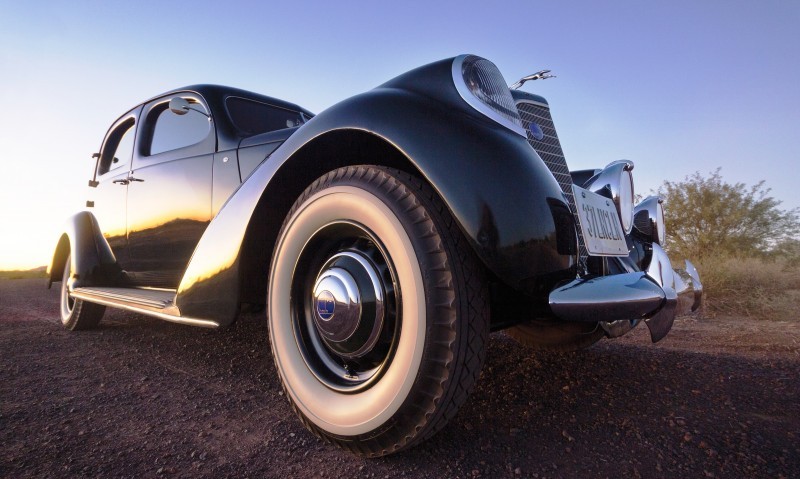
left=48, top=55, right=702, bottom=457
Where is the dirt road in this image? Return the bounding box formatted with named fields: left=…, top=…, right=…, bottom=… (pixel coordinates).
left=1, top=278, right=798, bottom=478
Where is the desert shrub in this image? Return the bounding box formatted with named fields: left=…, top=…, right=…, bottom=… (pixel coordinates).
left=693, top=254, right=800, bottom=319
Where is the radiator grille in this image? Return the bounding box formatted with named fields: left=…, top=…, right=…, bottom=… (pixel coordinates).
left=516, top=101, right=588, bottom=263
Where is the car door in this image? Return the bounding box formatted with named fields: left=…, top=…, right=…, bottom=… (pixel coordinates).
left=88, top=107, right=142, bottom=271
left=124, top=93, right=216, bottom=288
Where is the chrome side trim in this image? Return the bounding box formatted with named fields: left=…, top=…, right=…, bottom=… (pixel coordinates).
left=73, top=286, right=174, bottom=309
left=70, top=290, right=220, bottom=329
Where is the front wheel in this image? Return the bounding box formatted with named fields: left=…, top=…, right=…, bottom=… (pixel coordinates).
left=268, top=166, right=489, bottom=457
left=60, top=255, right=105, bottom=330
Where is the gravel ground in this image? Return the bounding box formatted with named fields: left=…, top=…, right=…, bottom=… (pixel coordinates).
left=1, top=278, right=798, bottom=478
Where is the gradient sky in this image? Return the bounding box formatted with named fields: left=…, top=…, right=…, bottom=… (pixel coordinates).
left=1, top=0, right=798, bottom=270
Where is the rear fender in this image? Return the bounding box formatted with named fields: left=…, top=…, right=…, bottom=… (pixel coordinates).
left=47, top=211, right=120, bottom=290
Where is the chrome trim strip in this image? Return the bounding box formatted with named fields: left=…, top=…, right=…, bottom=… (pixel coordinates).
left=451, top=55, right=527, bottom=138
left=73, top=287, right=173, bottom=309
left=70, top=290, right=220, bottom=329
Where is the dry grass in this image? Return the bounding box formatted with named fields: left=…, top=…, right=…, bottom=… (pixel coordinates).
left=0, top=267, right=47, bottom=280
left=693, top=255, right=800, bottom=320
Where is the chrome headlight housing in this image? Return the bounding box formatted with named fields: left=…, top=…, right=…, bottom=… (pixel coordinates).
left=634, top=196, right=666, bottom=244
left=452, top=55, right=526, bottom=137
left=583, top=160, right=635, bottom=234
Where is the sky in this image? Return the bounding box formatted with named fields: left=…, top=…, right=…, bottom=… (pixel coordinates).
left=1, top=0, right=798, bottom=270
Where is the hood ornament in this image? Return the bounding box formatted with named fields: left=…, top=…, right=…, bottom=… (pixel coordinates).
left=509, top=70, right=555, bottom=90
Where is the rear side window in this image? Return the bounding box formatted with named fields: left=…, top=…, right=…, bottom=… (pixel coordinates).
left=149, top=99, right=211, bottom=155
left=98, top=119, right=135, bottom=176
left=226, top=97, right=305, bottom=136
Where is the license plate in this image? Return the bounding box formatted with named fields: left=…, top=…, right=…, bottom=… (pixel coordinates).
left=572, top=185, right=628, bottom=256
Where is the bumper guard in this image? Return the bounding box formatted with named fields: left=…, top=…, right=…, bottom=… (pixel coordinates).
left=548, top=244, right=703, bottom=342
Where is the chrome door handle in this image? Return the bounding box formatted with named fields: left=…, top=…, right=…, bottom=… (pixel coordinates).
left=128, top=177, right=144, bottom=182
left=112, top=179, right=129, bottom=185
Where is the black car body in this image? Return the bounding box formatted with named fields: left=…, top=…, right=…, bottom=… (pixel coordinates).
left=49, top=55, right=702, bottom=456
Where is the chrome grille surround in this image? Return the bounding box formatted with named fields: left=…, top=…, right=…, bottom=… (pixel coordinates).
left=515, top=100, right=588, bottom=263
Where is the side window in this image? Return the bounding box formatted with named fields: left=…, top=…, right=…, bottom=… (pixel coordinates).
left=148, top=98, right=210, bottom=156
left=226, top=97, right=306, bottom=136
left=98, top=119, right=135, bottom=176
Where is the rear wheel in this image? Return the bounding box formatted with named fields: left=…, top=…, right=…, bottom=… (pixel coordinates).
left=60, top=255, right=105, bottom=330
left=268, top=166, right=489, bottom=457
left=506, top=320, right=604, bottom=352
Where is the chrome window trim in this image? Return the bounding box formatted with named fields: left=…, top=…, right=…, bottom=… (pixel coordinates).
left=451, top=54, right=527, bottom=138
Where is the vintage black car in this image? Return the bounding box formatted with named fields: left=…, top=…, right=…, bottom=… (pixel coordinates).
left=49, top=54, right=702, bottom=456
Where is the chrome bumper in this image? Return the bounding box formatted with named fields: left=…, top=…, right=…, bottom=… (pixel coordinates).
left=548, top=244, right=703, bottom=342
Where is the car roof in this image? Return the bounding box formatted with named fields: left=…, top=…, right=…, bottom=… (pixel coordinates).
left=144, top=84, right=314, bottom=117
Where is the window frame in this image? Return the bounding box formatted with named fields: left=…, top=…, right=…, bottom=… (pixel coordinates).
left=224, top=95, right=307, bottom=137
left=135, top=93, right=216, bottom=167
left=96, top=110, right=139, bottom=179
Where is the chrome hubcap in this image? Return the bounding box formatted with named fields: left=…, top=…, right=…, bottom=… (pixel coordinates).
left=290, top=222, right=399, bottom=392
left=312, top=252, right=385, bottom=359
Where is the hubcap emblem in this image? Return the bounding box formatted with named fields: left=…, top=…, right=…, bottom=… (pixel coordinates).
left=316, top=290, right=336, bottom=321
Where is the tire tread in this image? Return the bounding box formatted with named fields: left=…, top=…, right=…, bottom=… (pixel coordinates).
left=271, top=166, right=489, bottom=457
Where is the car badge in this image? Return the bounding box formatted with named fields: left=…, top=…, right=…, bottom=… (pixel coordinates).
left=316, top=291, right=335, bottom=321
left=529, top=122, right=544, bottom=141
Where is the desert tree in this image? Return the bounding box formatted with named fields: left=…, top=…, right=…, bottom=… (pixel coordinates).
left=658, top=168, right=800, bottom=260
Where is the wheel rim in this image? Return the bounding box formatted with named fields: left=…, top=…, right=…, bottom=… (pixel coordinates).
left=291, top=222, right=400, bottom=392
left=60, top=256, right=74, bottom=322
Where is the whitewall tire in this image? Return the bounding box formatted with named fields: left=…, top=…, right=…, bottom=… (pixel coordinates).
left=268, top=166, right=489, bottom=456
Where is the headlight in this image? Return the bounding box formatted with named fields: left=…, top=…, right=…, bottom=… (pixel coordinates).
left=583, top=160, right=635, bottom=234
left=633, top=196, right=666, bottom=244
left=452, top=55, right=526, bottom=137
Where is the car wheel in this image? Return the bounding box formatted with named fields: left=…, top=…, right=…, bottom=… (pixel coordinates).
left=268, top=166, right=489, bottom=457
left=506, top=320, right=604, bottom=352
left=60, top=255, right=105, bottom=330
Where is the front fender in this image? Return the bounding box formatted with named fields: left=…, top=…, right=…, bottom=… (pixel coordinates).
left=306, top=89, right=575, bottom=284
left=47, top=211, right=120, bottom=289
left=177, top=97, right=574, bottom=323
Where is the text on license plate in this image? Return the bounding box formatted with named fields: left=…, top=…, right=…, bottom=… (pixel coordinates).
left=572, top=185, right=628, bottom=257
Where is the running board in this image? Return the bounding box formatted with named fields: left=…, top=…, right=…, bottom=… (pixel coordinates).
left=71, top=287, right=219, bottom=328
